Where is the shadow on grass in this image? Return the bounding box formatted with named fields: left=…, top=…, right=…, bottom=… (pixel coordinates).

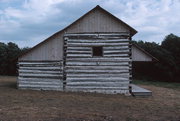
left=0, top=76, right=17, bottom=89
left=0, top=82, right=17, bottom=89
left=133, top=79, right=180, bottom=90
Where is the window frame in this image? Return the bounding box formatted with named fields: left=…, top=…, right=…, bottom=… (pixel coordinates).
left=92, top=46, right=104, bottom=57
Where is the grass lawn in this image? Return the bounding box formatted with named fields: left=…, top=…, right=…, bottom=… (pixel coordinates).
left=0, top=76, right=180, bottom=121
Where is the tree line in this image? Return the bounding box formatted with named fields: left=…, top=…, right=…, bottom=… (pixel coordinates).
left=0, top=42, right=29, bottom=75
left=132, top=34, right=180, bottom=82
left=0, top=33, right=179, bottom=82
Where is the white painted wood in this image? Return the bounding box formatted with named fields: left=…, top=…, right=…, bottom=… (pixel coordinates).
left=66, top=77, right=129, bottom=82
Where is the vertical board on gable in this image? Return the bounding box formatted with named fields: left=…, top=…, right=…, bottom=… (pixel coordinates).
left=65, top=8, right=130, bottom=33
left=18, top=33, right=64, bottom=61
left=132, top=45, right=153, bottom=61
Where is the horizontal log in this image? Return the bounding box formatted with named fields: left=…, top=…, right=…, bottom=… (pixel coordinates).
left=66, top=62, right=129, bottom=66
left=67, top=73, right=129, bottom=77
left=65, top=51, right=91, bottom=54
left=18, top=80, right=62, bottom=85
left=104, top=50, right=129, bottom=53
left=19, top=66, right=61, bottom=70
left=66, top=54, right=91, bottom=57
left=66, top=47, right=92, bottom=50
left=18, top=77, right=62, bottom=82
left=67, top=81, right=129, bottom=86
left=103, top=46, right=129, bottom=50
left=67, top=42, right=129, bottom=46
left=66, top=66, right=130, bottom=70
left=104, top=54, right=129, bottom=57
left=18, top=60, right=63, bottom=62
left=18, top=62, right=62, bottom=65
left=19, top=73, right=62, bottom=77
left=18, top=84, right=62, bottom=89
left=66, top=49, right=91, bottom=52
left=65, top=89, right=129, bottom=94
left=66, top=89, right=129, bottom=94
left=18, top=69, right=62, bottom=74
left=19, top=76, right=62, bottom=79
left=19, top=64, right=62, bottom=67
left=66, top=57, right=130, bottom=62
left=67, top=75, right=132, bottom=78
left=66, top=69, right=129, bottom=73
left=67, top=39, right=129, bottom=43
left=66, top=86, right=129, bottom=90
left=18, top=86, right=63, bottom=91
left=66, top=74, right=130, bottom=79
left=19, top=81, right=61, bottom=85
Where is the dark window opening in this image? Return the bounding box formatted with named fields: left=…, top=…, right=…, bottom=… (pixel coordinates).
left=92, top=46, right=103, bottom=57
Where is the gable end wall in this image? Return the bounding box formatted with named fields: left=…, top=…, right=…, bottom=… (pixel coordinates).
left=19, top=8, right=131, bottom=61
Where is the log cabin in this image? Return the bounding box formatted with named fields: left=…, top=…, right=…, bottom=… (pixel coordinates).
left=18, top=5, right=157, bottom=95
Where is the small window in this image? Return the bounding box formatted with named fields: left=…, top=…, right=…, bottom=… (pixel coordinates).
left=92, top=46, right=103, bottom=57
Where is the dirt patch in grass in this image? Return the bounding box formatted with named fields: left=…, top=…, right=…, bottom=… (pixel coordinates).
left=0, top=76, right=180, bottom=121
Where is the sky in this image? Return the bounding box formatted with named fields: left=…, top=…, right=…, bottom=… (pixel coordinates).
left=0, top=0, right=180, bottom=48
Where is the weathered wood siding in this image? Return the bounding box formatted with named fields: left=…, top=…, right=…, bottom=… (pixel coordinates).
left=65, top=8, right=129, bottom=33
left=19, top=7, right=130, bottom=61
left=18, top=33, right=64, bottom=61
left=132, top=45, right=152, bottom=61
left=64, top=34, right=131, bottom=94
left=18, top=61, right=63, bottom=90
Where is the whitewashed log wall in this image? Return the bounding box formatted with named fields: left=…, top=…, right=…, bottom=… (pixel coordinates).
left=18, top=61, right=63, bottom=90
left=64, top=34, right=131, bottom=94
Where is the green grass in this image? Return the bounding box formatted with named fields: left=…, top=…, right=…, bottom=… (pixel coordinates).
left=133, top=79, right=180, bottom=90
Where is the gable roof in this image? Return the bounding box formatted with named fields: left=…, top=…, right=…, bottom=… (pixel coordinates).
left=19, top=5, right=137, bottom=59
